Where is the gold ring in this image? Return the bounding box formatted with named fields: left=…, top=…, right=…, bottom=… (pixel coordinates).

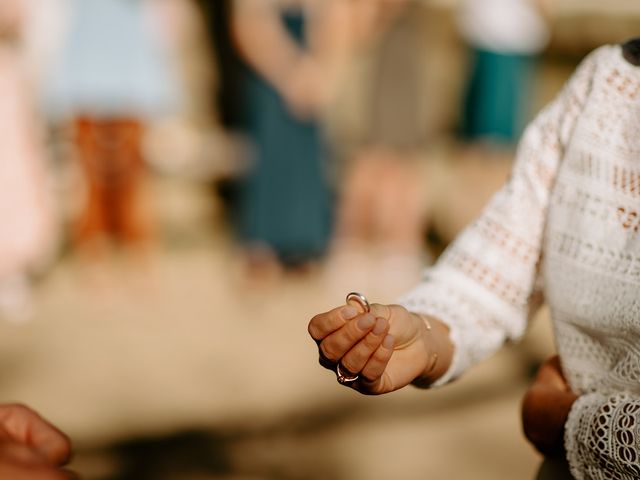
left=336, top=364, right=359, bottom=384
left=336, top=292, right=370, bottom=385
left=346, top=292, right=370, bottom=313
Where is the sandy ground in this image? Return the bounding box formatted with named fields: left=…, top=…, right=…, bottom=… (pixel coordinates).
left=0, top=149, right=559, bottom=479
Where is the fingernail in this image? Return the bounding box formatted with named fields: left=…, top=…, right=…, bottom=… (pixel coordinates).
left=383, top=334, right=395, bottom=349
left=357, top=313, right=375, bottom=330
left=373, top=317, right=387, bottom=335
left=341, top=306, right=358, bottom=320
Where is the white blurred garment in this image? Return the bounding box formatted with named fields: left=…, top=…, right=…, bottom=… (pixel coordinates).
left=458, top=0, right=550, bottom=54
left=0, top=46, right=55, bottom=279
left=19, top=0, right=70, bottom=90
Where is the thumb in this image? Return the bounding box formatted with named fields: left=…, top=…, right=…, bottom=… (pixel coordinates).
left=369, top=303, right=392, bottom=321
left=369, top=303, right=424, bottom=347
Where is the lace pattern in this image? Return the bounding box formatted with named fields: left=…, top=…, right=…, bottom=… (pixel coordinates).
left=399, top=44, right=640, bottom=476
left=399, top=43, right=601, bottom=384
left=566, top=394, right=640, bottom=479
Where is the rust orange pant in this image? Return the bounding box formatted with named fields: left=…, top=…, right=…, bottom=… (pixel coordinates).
left=73, top=117, right=148, bottom=247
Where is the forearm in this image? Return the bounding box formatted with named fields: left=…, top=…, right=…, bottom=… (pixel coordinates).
left=535, top=0, right=553, bottom=23
left=232, top=0, right=304, bottom=93
left=304, top=0, right=352, bottom=92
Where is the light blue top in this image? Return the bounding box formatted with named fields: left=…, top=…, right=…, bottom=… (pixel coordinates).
left=46, top=0, right=181, bottom=120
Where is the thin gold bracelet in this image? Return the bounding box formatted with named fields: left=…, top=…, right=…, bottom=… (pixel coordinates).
left=418, top=314, right=439, bottom=377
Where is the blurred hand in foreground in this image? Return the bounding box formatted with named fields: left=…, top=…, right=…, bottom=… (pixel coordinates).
left=0, top=403, right=75, bottom=479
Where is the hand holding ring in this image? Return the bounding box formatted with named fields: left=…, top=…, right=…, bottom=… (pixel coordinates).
left=335, top=292, right=371, bottom=384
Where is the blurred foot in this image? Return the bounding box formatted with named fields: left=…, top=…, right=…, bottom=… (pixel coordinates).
left=285, top=259, right=320, bottom=278
left=242, top=244, right=283, bottom=289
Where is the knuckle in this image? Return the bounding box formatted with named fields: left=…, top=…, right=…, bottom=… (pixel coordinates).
left=319, top=342, right=339, bottom=362
left=360, top=364, right=380, bottom=382
left=341, top=356, right=359, bottom=374
left=308, top=314, right=326, bottom=335
left=6, top=403, right=30, bottom=413
left=307, top=322, right=319, bottom=340
left=5, top=403, right=35, bottom=419
left=346, top=317, right=367, bottom=338
left=363, top=331, right=382, bottom=349
left=371, top=346, right=390, bottom=362
left=318, top=355, right=334, bottom=370
left=52, top=439, right=73, bottom=464
left=360, top=371, right=377, bottom=383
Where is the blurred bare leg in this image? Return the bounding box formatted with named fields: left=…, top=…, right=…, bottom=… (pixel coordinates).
left=326, top=149, right=384, bottom=295
left=333, top=150, right=379, bottom=249
left=241, top=242, right=284, bottom=290
left=369, top=149, right=428, bottom=297
left=372, top=150, right=426, bottom=256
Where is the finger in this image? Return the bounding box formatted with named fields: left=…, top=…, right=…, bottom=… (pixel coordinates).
left=0, top=441, right=49, bottom=465
left=319, top=313, right=376, bottom=363
left=61, top=468, right=80, bottom=480
left=27, top=423, right=71, bottom=467
left=0, top=440, right=71, bottom=479
left=339, top=317, right=389, bottom=375
left=308, top=305, right=359, bottom=342
left=0, top=405, right=72, bottom=465
left=360, top=334, right=395, bottom=383
left=0, top=460, right=70, bottom=480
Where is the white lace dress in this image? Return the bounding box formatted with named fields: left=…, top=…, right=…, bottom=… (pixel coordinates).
left=399, top=43, right=640, bottom=479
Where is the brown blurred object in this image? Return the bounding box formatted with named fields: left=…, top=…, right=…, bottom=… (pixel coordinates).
left=547, top=1, right=640, bottom=55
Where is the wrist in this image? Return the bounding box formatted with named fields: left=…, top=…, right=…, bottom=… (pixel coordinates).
left=411, top=314, right=453, bottom=388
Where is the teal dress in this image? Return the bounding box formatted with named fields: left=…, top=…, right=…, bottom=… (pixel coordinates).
left=460, top=48, right=537, bottom=144
left=237, top=12, right=333, bottom=267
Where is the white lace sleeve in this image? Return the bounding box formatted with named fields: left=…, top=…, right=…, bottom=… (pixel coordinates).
left=399, top=47, right=602, bottom=386
left=565, top=393, right=640, bottom=480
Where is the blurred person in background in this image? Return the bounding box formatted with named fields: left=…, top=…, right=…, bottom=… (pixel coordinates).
left=326, top=0, right=433, bottom=298
left=144, top=0, right=240, bottom=182
left=309, top=38, right=640, bottom=479
left=458, top=0, right=551, bottom=157
left=231, top=0, right=343, bottom=280
left=0, top=403, right=73, bottom=479
left=0, top=0, right=57, bottom=322
left=46, top=0, right=181, bottom=257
